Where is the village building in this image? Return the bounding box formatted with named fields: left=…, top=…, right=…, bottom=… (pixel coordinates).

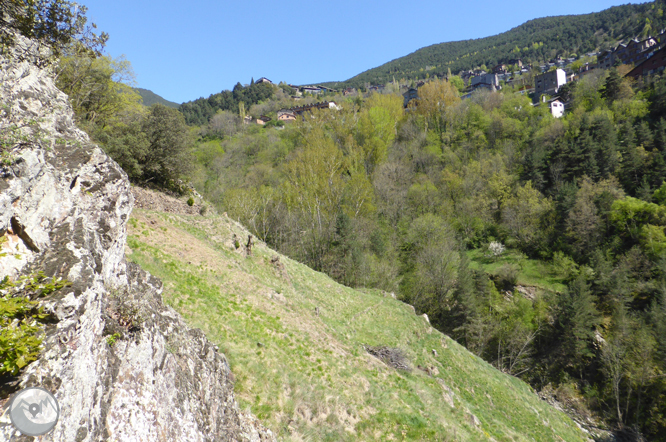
left=534, top=69, right=566, bottom=97
left=471, top=73, right=500, bottom=91
left=493, top=64, right=507, bottom=74
left=277, top=109, right=296, bottom=122
left=549, top=100, right=565, bottom=118
left=288, top=101, right=339, bottom=116
left=598, top=36, right=660, bottom=69
left=301, top=86, right=323, bottom=95
left=403, top=88, right=418, bottom=107
left=256, top=115, right=271, bottom=125
left=625, top=45, right=666, bottom=79
left=256, top=77, right=273, bottom=84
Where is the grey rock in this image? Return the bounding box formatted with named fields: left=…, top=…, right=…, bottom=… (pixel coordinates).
left=0, top=35, right=275, bottom=441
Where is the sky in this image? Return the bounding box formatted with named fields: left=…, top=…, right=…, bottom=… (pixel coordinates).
left=79, top=0, right=638, bottom=104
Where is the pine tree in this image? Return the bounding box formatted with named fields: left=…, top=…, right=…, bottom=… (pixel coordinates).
left=602, top=69, right=623, bottom=104
left=557, top=276, right=601, bottom=376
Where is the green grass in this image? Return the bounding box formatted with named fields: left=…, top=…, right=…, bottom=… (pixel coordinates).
left=126, top=209, right=587, bottom=441
left=466, top=248, right=568, bottom=293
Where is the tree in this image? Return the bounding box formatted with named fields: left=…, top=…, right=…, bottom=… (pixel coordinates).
left=557, top=276, right=601, bottom=376
left=56, top=51, right=143, bottom=129
left=356, top=93, right=404, bottom=173
left=0, top=0, right=107, bottom=61
left=142, top=104, right=193, bottom=189
left=411, top=78, right=460, bottom=134
left=400, top=214, right=460, bottom=320
left=502, top=181, right=554, bottom=254
left=282, top=128, right=346, bottom=270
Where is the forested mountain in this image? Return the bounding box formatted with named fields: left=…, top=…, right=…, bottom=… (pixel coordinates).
left=135, top=87, right=179, bottom=108
left=326, top=0, right=666, bottom=88
left=179, top=81, right=275, bottom=125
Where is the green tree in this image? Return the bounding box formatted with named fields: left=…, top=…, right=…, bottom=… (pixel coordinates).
left=142, top=104, right=193, bottom=189
left=56, top=51, right=143, bottom=129
left=501, top=181, right=554, bottom=254
left=557, top=276, right=601, bottom=376
left=0, top=0, right=107, bottom=60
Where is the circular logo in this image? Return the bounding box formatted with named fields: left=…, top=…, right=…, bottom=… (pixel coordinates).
left=8, top=387, right=60, bottom=436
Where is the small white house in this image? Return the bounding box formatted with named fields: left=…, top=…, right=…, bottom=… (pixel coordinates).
left=550, top=100, right=565, bottom=118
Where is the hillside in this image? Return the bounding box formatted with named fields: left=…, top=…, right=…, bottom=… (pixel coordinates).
left=326, top=0, right=666, bottom=88
left=136, top=87, right=180, bottom=108
left=125, top=188, right=591, bottom=442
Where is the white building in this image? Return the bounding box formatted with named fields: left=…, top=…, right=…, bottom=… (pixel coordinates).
left=549, top=100, right=565, bottom=118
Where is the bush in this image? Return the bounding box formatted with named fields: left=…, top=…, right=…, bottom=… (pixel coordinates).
left=0, top=272, right=70, bottom=376
left=187, top=197, right=195, bottom=206
left=495, top=263, right=519, bottom=290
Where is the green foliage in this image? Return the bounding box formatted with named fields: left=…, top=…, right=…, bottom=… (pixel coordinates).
left=0, top=272, right=70, bottom=376
left=179, top=82, right=275, bottom=125
left=141, top=104, right=193, bottom=189
left=187, top=196, right=195, bottom=206
left=57, top=51, right=144, bottom=128
left=181, top=66, right=666, bottom=437
left=106, top=333, right=121, bottom=347
left=0, top=0, right=108, bottom=62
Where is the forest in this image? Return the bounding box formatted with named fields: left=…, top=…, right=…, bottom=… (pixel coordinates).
left=177, top=73, right=666, bottom=439
left=329, top=0, right=666, bottom=88
left=179, top=81, right=277, bottom=126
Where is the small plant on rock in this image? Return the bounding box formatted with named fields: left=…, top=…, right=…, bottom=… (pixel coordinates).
left=0, top=272, right=70, bottom=376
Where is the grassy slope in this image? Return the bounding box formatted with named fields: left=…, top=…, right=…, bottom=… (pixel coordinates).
left=466, top=248, right=568, bottom=293
left=126, top=208, right=588, bottom=441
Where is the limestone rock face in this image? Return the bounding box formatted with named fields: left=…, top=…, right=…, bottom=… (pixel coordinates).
left=0, top=39, right=275, bottom=441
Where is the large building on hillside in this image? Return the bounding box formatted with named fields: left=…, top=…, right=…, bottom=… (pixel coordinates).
left=625, top=45, right=666, bottom=79
left=403, top=88, right=419, bottom=107
left=471, top=73, right=500, bottom=91
left=598, top=36, right=660, bottom=69
left=534, top=69, right=566, bottom=97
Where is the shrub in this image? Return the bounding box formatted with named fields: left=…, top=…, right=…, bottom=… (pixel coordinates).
left=187, top=197, right=195, bottom=206
left=0, top=272, right=70, bottom=376
left=495, top=263, right=519, bottom=290
left=488, top=241, right=505, bottom=259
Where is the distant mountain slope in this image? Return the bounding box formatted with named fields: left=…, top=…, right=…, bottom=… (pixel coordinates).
left=126, top=189, right=591, bottom=441
left=329, top=1, right=666, bottom=88
left=136, top=87, right=180, bottom=108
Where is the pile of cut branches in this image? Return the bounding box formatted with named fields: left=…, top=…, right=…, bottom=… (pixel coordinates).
left=365, top=345, right=411, bottom=372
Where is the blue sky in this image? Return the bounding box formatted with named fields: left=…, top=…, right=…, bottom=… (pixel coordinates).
left=80, top=0, right=636, bottom=104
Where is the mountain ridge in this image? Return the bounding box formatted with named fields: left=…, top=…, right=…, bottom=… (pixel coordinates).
left=321, top=1, right=666, bottom=88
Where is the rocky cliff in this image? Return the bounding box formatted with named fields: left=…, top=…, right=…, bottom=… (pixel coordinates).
left=0, top=37, right=275, bottom=441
